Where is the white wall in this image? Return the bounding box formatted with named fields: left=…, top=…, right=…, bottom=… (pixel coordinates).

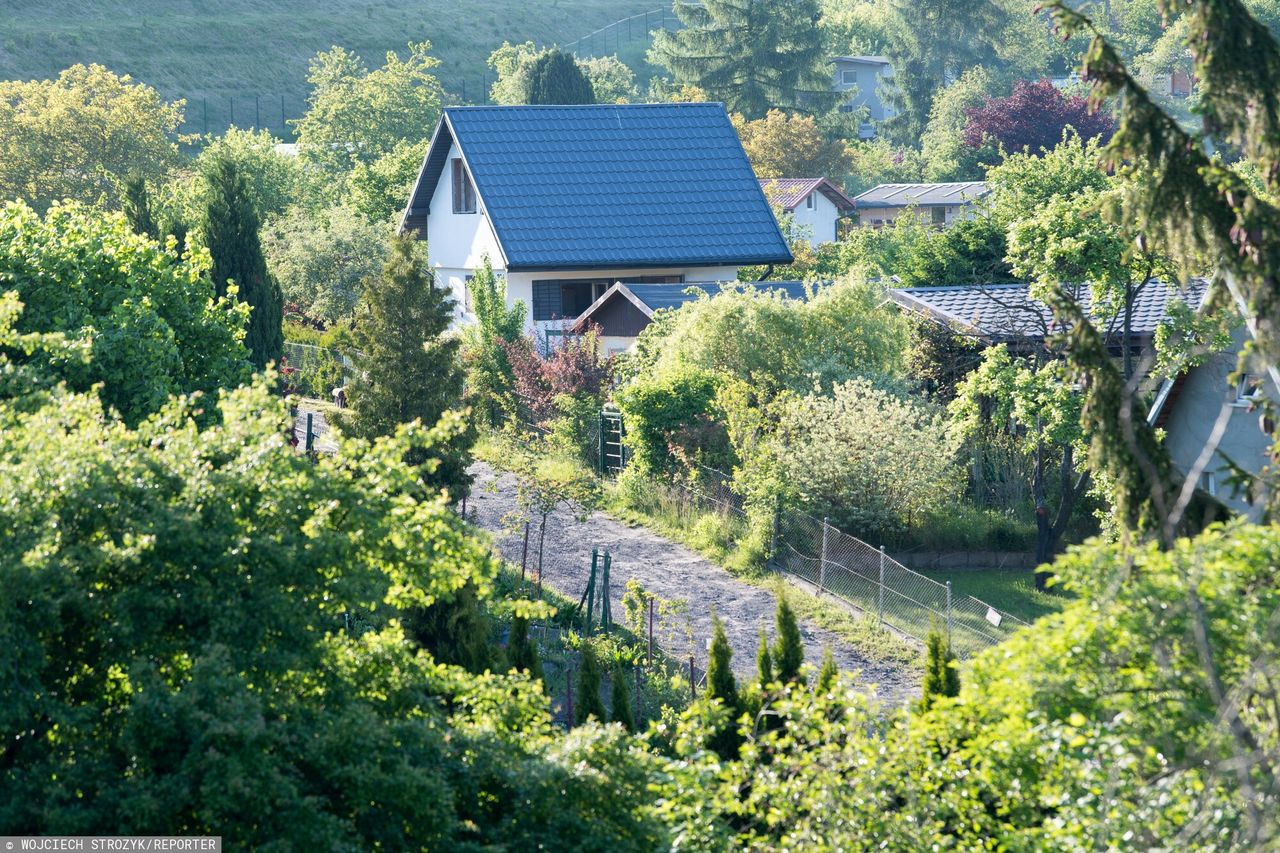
left=787, top=192, right=843, bottom=248
left=855, top=203, right=978, bottom=229
left=425, top=140, right=506, bottom=324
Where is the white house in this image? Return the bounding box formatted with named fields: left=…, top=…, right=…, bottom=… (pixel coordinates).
left=832, top=56, right=895, bottom=139
left=853, top=182, right=990, bottom=229
left=759, top=178, right=856, bottom=247
left=400, top=103, right=793, bottom=338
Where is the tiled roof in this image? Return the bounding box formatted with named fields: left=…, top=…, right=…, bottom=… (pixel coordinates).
left=854, top=182, right=989, bottom=208
left=403, top=103, right=793, bottom=272
left=573, top=280, right=813, bottom=328
left=759, top=178, right=856, bottom=212
left=890, top=280, right=1210, bottom=341
left=832, top=55, right=892, bottom=66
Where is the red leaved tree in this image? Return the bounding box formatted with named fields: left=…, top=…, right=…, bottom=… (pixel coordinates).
left=502, top=325, right=611, bottom=424
left=963, top=79, right=1114, bottom=154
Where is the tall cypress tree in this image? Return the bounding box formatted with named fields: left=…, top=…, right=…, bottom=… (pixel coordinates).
left=919, top=628, right=960, bottom=712
left=201, top=156, right=282, bottom=368
left=575, top=644, right=608, bottom=724
left=706, top=615, right=742, bottom=759
left=526, top=49, right=595, bottom=105
left=122, top=175, right=159, bottom=241
left=772, top=595, right=804, bottom=685
left=611, top=664, right=636, bottom=731
left=650, top=0, right=840, bottom=119
left=756, top=627, right=774, bottom=691
left=339, top=234, right=472, bottom=497
left=506, top=614, right=544, bottom=682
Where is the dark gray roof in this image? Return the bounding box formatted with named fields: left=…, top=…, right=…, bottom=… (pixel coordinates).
left=890, top=280, right=1210, bottom=342
left=574, top=280, right=813, bottom=329
left=854, top=182, right=988, bottom=209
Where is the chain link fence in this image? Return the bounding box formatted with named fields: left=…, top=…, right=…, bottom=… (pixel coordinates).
left=670, top=466, right=1030, bottom=659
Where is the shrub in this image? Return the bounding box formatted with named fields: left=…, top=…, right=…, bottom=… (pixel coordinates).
left=616, top=364, right=730, bottom=474
left=774, top=378, right=963, bottom=544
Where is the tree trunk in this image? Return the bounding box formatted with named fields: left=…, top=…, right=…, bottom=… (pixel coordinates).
left=1033, top=422, right=1052, bottom=590
left=537, top=514, right=548, bottom=597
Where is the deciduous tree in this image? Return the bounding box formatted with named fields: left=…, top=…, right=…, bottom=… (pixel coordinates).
left=734, top=110, right=854, bottom=180
left=963, top=79, right=1115, bottom=154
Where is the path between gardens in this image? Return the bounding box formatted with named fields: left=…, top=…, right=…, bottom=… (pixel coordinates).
left=468, top=462, right=921, bottom=708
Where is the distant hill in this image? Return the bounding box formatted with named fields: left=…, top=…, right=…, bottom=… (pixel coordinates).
left=0, top=0, right=665, bottom=137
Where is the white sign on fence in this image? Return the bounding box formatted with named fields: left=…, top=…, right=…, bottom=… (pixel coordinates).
left=985, top=606, right=1003, bottom=628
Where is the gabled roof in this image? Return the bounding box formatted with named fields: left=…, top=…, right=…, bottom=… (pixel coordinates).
left=759, top=178, right=856, bottom=213
left=401, top=103, right=793, bottom=272
left=573, top=280, right=813, bottom=330
left=890, top=280, right=1210, bottom=343
left=832, top=55, right=892, bottom=66
left=854, top=182, right=989, bottom=209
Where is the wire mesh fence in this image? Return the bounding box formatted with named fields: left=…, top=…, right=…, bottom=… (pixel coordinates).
left=681, top=468, right=1029, bottom=659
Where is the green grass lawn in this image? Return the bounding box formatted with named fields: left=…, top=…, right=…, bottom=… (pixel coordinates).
left=0, top=0, right=659, bottom=135
left=922, top=568, right=1071, bottom=624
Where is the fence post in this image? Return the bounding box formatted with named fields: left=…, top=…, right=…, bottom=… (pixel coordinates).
left=255, top=95, right=260, bottom=128
left=520, top=521, right=530, bottom=585
left=818, top=517, right=829, bottom=594
left=598, top=412, right=606, bottom=474
left=601, top=552, right=612, bottom=634
left=769, top=495, right=781, bottom=565
left=878, top=545, right=886, bottom=625
left=461, top=494, right=467, bottom=518
left=305, top=412, right=314, bottom=454
left=688, top=654, right=696, bottom=699
left=647, top=596, right=654, bottom=666
left=946, top=581, right=953, bottom=640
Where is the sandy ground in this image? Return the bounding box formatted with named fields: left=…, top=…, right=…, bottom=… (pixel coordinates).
left=468, top=462, right=920, bottom=708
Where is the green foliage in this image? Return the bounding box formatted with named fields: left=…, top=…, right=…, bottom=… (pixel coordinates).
left=616, top=364, right=728, bottom=475
left=920, top=66, right=1004, bottom=181
left=262, top=204, right=391, bottom=324
left=462, top=256, right=527, bottom=427
left=404, top=582, right=495, bottom=674
left=574, top=642, right=608, bottom=724
left=506, top=614, right=544, bottom=682
left=772, top=595, right=804, bottom=685
left=0, top=200, right=249, bottom=424
left=0, top=64, right=183, bottom=210
left=194, top=126, right=308, bottom=219
left=775, top=378, right=962, bottom=542
left=488, top=42, right=634, bottom=106
left=339, top=234, right=471, bottom=497
left=984, top=130, right=1110, bottom=223
left=294, top=42, right=444, bottom=179
left=650, top=0, right=842, bottom=119
left=919, top=628, right=959, bottom=711
left=577, top=55, right=639, bottom=103
left=611, top=664, right=637, bottom=731
left=737, top=110, right=855, bottom=181
left=200, top=155, right=283, bottom=369
left=526, top=48, right=596, bottom=105
left=815, top=647, right=838, bottom=694
left=346, top=138, right=430, bottom=223
left=756, top=629, right=774, bottom=691
left=706, top=616, right=739, bottom=710
left=122, top=174, right=159, bottom=240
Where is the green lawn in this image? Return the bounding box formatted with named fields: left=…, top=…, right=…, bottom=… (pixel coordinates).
left=0, top=0, right=658, bottom=135
left=922, top=568, right=1071, bottom=624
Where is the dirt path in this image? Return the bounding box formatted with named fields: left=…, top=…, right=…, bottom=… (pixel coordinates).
left=468, top=462, right=920, bottom=708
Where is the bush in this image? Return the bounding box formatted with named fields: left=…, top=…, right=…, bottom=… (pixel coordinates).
left=775, top=379, right=963, bottom=544
left=616, top=364, right=730, bottom=474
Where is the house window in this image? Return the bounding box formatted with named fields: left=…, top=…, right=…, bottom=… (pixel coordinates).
left=531, top=275, right=682, bottom=322
left=452, top=158, right=476, bottom=214
left=931, top=206, right=947, bottom=226
left=463, top=274, right=474, bottom=313
left=1200, top=471, right=1218, bottom=497
left=805, top=194, right=816, bottom=210
left=1235, top=374, right=1263, bottom=406
left=841, top=69, right=857, bottom=85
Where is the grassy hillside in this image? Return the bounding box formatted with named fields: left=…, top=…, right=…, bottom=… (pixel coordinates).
left=0, top=0, right=662, bottom=136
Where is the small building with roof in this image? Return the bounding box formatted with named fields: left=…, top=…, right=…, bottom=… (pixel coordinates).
left=400, top=103, right=793, bottom=333
left=759, top=178, right=856, bottom=247
left=853, top=182, right=990, bottom=229
left=571, top=280, right=814, bottom=355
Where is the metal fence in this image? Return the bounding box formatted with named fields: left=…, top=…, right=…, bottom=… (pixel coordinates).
left=565, top=7, right=681, bottom=58
left=282, top=342, right=355, bottom=400
left=670, top=466, right=1029, bottom=659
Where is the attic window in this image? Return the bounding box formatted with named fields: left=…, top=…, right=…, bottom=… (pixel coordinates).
left=452, top=158, right=476, bottom=214
left=805, top=194, right=816, bottom=210
left=841, top=69, right=857, bottom=85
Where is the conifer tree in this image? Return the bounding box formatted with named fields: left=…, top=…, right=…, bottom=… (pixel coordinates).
left=403, top=582, right=494, bottom=674
left=506, top=614, right=543, bottom=682
left=650, top=0, right=840, bottom=119
left=575, top=643, right=608, bottom=724
left=919, top=628, right=960, bottom=712
left=707, top=615, right=739, bottom=709
left=122, top=175, right=158, bottom=241
left=756, top=627, right=774, bottom=691
left=526, top=49, right=595, bottom=105
left=201, top=156, right=283, bottom=369
left=772, top=594, right=804, bottom=685
left=816, top=647, right=838, bottom=694
left=340, top=234, right=472, bottom=497
left=611, top=664, right=636, bottom=731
